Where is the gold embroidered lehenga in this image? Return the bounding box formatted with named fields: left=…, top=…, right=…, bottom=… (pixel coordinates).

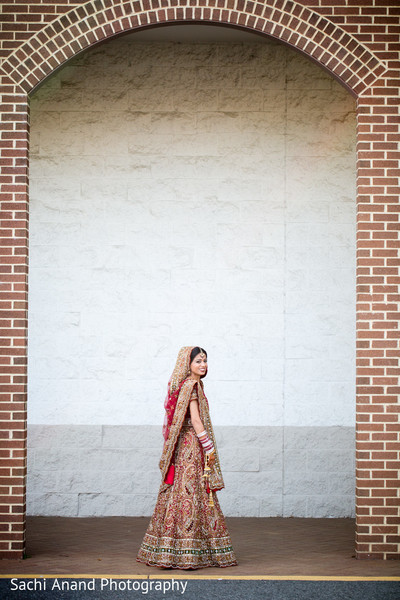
left=136, top=346, right=237, bottom=569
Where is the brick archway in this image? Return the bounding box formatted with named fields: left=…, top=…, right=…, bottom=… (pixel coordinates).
left=0, top=0, right=398, bottom=560
left=1, top=0, right=386, bottom=95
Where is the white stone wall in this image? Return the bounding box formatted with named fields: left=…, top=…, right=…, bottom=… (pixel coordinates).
left=28, top=31, right=357, bottom=516
left=27, top=424, right=355, bottom=518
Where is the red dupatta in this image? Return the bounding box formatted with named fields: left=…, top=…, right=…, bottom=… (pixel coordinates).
left=162, top=346, right=194, bottom=483
left=159, top=347, right=223, bottom=491
left=162, top=346, right=194, bottom=441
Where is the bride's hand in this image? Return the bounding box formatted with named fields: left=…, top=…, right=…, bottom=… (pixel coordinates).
left=207, top=450, right=215, bottom=467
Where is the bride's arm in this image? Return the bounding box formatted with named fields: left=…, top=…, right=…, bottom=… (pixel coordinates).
left=189, top=396, right=215, bottom=465
left=189, top=395, right=204, bottom=435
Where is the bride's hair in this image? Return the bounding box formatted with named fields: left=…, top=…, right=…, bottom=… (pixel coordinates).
left=190, top=347, right=207, bottom=363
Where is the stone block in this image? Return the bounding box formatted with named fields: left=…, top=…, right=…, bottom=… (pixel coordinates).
left=34, top=449, right=81, bottom=471
left=223, top=471, right=275, bottom=496
left=79, top=356, right=126, bottom=381
left=329, top=245, right=355, bottom=268
left=285, top=332, right=330, bottom=359
left=145, top=471, right=162, bottom=494
left=124, top=494, right=157, bottom=517
left=283, top=495, right=308, bottom=517
left=211, top=384, right=283, bottom=427
left=102, top=425, right=159, bottom=448
left=176, top=90, right=215, bottom=118
left=284, top=400, right=350, bottom=428
left=284, top=358, right=330, bottom=384
left=327, top=473, right=355, bottom=496
left=197, top=65, right=240, bottom=88
left=78, top=449, right=107, bottom=471
left=307, top=495, right=355, bottom=518
left=30, top=176, right=80, bottom=204
left=84, top=88, right=130, bottom=111
left=283, top=471, right=331, bottom=496
left=285, top=155, right=355, bottom=205
left=286, top=88, right=355, bottom=115
left=307, top=449, right=355, bottom=474
left=30, top=155, right=105, bottom=180
left=103, top=470, right=160, bottom=496
left=30, top=493, right=79, bottom=517
left=240, top=199, right=287, bottom=225
left=260, top=496, right=283, bottom=517
left=286, top=291, right=333, bottom=318
left=101, top=471, right=139, bottom=495
left=218, top=494, right=260, bottom=517
left=220, top=447, right=259, bottom=472
left=26, top=471, right=58, bottom=494
left=286, top=198, right=329, bottom=224
left=238, top=240, right=281, bottom=269
left=30, top=87, right=79, bottom=112
left=124, top=448, right=161, bottom=471
left=57, top=471, right=103, bottom=494
left=128, top=88, right=174, bottom=111
left=196, top=111, right=242, bottom=134
left=259, top=446, right=283, bottom=471
left=283, top=427, right=355, bottom=449
left=216, top=426, right=282, bottom=448
left=286, top=53, right=332, bottom=91
left=103, top=154, right=152, bottom=179
left=40, top=131, right=85, bottom=159
left=173, top=43, right=218, bottom=67
left=283, top=427, right=314, bottom=449
left=78, top=493, right=125, bottom=517
left=28, top=425, right=102, bottom=448
left=260, top=359, right=284, bottom=381
left=283, top=449, right=308, bottom=472
left=241, top=61, right=286, bottom=90
left=29, top=221, right=81, bottom=247
left=218, top=89, right=263, bottom=112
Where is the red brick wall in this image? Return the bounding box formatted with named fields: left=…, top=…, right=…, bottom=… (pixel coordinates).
left=356, top=78, right=400, bottom=560
left=0, top=0, right=398, bottom=559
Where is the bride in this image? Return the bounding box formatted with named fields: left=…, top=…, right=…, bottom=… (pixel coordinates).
left=137, top=346, right=237, bottom=569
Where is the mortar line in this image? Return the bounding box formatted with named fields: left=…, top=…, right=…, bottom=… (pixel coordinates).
left=282, top=45, right=289, bottom=519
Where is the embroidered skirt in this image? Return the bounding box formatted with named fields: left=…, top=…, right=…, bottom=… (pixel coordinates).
left=136, top=425, right=238, bottom=569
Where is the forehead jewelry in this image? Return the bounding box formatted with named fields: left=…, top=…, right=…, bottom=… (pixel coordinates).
left=198, top=347, right=206, bottom=358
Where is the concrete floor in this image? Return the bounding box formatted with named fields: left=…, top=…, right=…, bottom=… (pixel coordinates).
left=0, top=517, right=399, bottom=577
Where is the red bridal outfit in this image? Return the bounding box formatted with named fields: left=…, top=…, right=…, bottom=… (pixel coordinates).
left=136, top=346, right=237, bottom=569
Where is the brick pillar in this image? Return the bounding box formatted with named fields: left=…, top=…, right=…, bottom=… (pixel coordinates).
left=0, top=87, right=29, bottom=559
left=355, top=78, right=400, bottom=560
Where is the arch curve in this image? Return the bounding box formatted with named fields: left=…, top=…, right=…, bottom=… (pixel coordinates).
left=2, top=0, right=386, bottom=96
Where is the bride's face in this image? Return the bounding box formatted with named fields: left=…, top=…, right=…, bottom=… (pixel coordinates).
left=190, top=353, right=208, bottom=378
